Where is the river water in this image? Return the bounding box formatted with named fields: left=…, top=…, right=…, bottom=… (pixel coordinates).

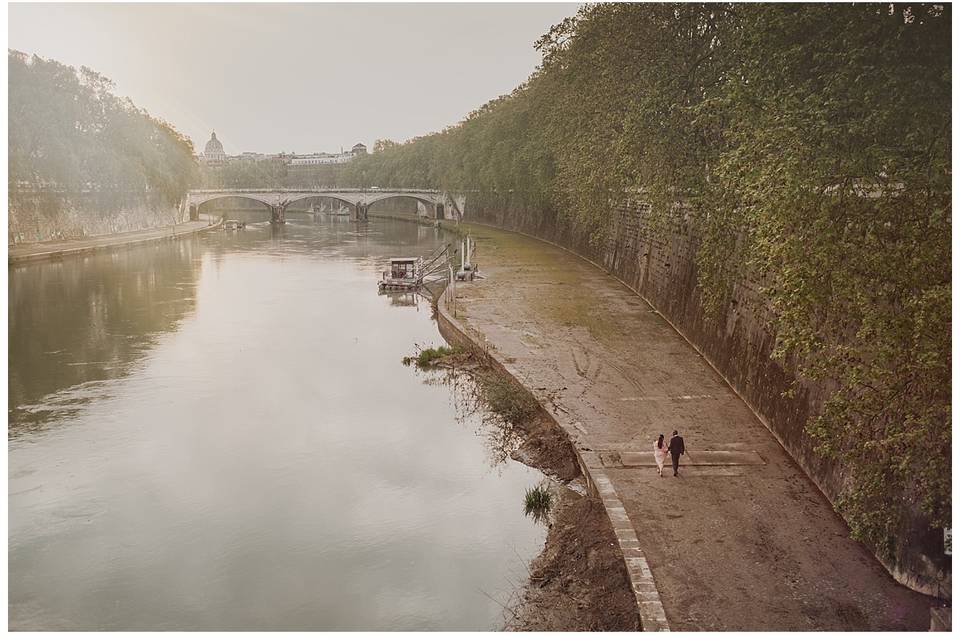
left=8, top=214, right=547, bottom=631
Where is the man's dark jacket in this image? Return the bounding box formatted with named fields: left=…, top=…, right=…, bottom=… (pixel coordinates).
left=668, top=435, right=685, bottom=457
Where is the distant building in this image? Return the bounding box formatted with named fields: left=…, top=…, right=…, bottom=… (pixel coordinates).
left=202, top=131, right=226, bottom=165
left=197, top=132, right=367, bottom=167
left=288, top=143, right=368, bottom=166
left=234, top=151, right=275, bottom=163
left=289, top=152, right=351, bottom=166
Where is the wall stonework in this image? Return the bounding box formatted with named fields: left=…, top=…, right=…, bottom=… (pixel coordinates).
left=9, top=191, right=180, bottom=244
left=467, top=198, right=948, bottom=597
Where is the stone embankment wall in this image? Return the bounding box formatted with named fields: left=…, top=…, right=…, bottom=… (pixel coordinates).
left=466, top=199, right=948, bottom=598
left=200, top=196, right=269, bottom=213
left=9, top=190, right=181, bottom=244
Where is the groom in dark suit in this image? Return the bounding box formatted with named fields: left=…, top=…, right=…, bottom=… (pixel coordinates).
left=667, top=430, right=685, bottom=476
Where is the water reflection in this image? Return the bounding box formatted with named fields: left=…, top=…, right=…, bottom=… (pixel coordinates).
left=381, top=291, right=422, bottom=308
left=9, top=214, right=546, bottom=631
left=9, top=239, right=202, bottom=434
left=412, top=366, right=525, bottom=471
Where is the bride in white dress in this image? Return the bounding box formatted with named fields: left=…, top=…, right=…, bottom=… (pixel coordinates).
left=653, top=434, right=668, bottom=476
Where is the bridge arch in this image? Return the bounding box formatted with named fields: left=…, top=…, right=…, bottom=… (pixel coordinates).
left=190, top=194, right=279, bottom=222
left=364, top=193, right=448, bottom=219
left=364, top=193, right=439, bottom=209
left=283, top=193, right=360, bottom=213
left=193, top=193, right=275, bottom=209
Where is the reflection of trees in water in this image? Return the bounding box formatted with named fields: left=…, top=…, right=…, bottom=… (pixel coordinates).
left=9, top=217, right=453, bottom=438
left=202, top=212, right=450, bottom=269
left=418, top=368, right=524, bottom=470
left=423, top=366, right=556, bottom=529
left=8, top=238, right=202, bottom=434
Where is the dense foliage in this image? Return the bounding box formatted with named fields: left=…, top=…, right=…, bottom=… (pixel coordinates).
left=345, top=4, right=951, bottom=558
left=705, top=4, right=951, bottom=559
left=199, top=159, right=289, bottom=189
left=198, top=159, right=350, bottom=189
left=8, top=50, right=197, bottom=205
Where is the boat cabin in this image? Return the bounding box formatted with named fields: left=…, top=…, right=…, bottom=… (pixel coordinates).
left=389, top=258, right=419, bottom=280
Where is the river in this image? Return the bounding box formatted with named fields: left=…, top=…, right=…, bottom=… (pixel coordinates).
left=8, top=213, right=547, bottom=631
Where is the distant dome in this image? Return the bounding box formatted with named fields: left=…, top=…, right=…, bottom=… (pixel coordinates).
left=205, top=131, right=224, bottom=155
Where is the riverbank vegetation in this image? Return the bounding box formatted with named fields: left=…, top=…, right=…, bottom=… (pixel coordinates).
left=402, top=345, right=461, bottom=368
left=198, top=160, right=351, bottom=190
left=478, top=374, right=541, bottom=428
left=9, top=50, right=197, bottom=200
left=524, top=484, right=552, bottom=523
left=351, top=4, right=951, bottom=560
left=406, top=342, right=581, bottom=481
left=406, top=344, right=542, bottom=428
left=8, top=50, right=198, bottom=240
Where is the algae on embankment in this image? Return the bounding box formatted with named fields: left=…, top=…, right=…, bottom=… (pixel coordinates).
left=441, top=221, right=626, bottom=343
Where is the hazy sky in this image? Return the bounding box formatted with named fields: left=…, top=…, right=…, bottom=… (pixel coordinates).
left=9, top=2, right=579, bottom=154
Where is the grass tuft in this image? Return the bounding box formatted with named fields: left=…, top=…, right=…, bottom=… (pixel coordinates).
left=524, top=484, right=553, bottom=523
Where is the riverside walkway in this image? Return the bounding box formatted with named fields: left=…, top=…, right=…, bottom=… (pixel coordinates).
left=8, top=215, right=220, bottom=264
left=439, top=222, right=933, bottom=631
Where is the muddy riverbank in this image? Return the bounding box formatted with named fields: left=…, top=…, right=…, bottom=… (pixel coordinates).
left=508, top=486, right=641, bottom=631
left=419, top=322, right=640, bottom=631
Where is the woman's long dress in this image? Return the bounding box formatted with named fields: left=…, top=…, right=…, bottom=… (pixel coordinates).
left=654, top=441, right=668, bottom=473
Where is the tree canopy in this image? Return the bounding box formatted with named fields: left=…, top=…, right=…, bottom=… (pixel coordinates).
left=8, top=49, right=198, bottom=204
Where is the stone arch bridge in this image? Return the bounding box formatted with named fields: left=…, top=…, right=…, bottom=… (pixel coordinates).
left=183, top=188, right=464, bottom=223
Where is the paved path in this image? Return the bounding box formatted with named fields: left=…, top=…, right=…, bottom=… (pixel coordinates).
left=445, top=222, right=933, bottom=631
left=8, top=216, right=220, bottom=264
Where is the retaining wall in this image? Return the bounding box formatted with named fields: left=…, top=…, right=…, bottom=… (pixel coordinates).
left=9, top=190, right=182, bottom=244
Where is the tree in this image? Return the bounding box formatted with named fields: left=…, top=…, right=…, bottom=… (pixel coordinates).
left=373, top=139, right=399, bottom=154
left=9, top=49, right=198, bottom=205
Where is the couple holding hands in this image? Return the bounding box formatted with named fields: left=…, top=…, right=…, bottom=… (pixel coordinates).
left=653, top=430, right=685, bottom=477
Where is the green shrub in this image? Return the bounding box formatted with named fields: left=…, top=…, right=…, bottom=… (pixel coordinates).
left=402, top=345, right=459, bottom=367
left=479, top=375, right=539, bottom=426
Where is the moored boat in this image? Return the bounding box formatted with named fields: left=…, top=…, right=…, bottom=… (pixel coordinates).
left=378, top=257, right=423, bottom=291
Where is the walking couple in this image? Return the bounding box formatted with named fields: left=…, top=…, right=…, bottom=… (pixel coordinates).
left=654, top=430, right=685, bottom=477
